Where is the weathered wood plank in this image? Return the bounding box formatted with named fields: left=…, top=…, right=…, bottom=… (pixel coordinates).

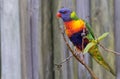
left=20, top=0, right=42, bottom=79
left=0, top=0, right=1, bottom=78
left=19, top=0, right=33, bottom=78
left=91, top=0, right=115, bottom=78
left=40, top=0, right=54, bottom=79
left=1, top=0, right=21, bottom=79
left=115, top=0, right=120, bottom=79
left=38, top=0, right=44, bottom=79
left=30, top=0, right=41, bottom=79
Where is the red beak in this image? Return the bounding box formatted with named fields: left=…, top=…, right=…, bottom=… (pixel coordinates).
left=56, top=12, right=61, bottom=18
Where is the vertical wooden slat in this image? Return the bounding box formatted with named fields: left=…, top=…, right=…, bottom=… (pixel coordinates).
left=20, top=0, right=42, bottom=79
left=115, top=0, right=120, bottom=79
left=76, top=0, right=91, bottom=79
left=91, top=0, right=115, bottom=79
left=1, top=0, right=21, bottom=78
left=38, top=0, right=44, bottom=79
left=41, top=0, right=54, bottom=79
left=52, top=1, right=64, bottom=79
left=19, top=0, right=33, bottom=78
left=30, top=0, right=40, bottom=78
left=0, top=0, right=1, bottom=78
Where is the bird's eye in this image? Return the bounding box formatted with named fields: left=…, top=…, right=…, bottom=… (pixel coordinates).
left=62, top=11, right=67, bottom=14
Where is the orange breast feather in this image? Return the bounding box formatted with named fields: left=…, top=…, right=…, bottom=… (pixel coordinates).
left=64, top=19, right=86, bottom=37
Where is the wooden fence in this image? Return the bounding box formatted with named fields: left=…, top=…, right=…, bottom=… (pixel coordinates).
left=0, top=0, right=120, bottom=79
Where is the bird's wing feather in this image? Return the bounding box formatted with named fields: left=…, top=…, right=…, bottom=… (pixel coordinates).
left=85, top=21, right=95, bottom=39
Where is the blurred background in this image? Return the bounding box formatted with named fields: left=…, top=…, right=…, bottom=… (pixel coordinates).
left=0, top=0, right=120, bottom=79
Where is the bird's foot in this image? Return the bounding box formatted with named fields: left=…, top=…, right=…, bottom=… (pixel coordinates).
left=74, top=51, right=85, bottom=62
left=81, top=32, right=86, bottom=37
left=79, top=53, right=85, bottom=63
left=74, top=47, right=85, bottom=63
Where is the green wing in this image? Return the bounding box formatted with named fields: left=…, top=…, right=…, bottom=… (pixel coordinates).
left=70, top=11, right=95, bottom=39
left=85, top=21, right=95, bottom=39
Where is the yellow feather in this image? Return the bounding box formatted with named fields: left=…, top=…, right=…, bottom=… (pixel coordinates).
left=64, top=19, right=85, bottom=37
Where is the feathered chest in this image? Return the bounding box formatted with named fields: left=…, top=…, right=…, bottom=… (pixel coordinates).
left=64, top=20, right=86, bottom=37
left=64, top=20, right=89, bottom=50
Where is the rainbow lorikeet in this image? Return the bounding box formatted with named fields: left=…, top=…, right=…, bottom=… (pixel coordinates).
left=56, top=8, right=115, bottom=76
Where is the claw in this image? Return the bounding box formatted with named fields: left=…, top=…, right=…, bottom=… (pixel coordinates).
left=74, top=47, right=85, bottom=62
left=81, top=32, right=86, bottom=36
left=80, top=54, right=85, bottom=63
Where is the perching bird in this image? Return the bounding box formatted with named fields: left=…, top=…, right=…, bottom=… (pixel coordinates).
left=56, top=8, right=116, bottom=76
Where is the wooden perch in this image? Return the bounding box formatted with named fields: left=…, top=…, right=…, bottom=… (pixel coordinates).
left=98, top=42, right=120, bottom=55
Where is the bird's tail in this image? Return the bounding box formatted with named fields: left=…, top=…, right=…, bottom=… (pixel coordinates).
left=89, top=46, right=116, bottom=76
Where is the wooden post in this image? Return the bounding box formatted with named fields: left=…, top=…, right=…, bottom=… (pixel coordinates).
left=1, top=0, right=21, bottom=79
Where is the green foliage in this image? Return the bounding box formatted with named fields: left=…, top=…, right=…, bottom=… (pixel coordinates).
left=83, top=32, right=109, bottom=54
left=83, top=42, right=95, bottom=54
left=97, top=32, right=109, bottom=42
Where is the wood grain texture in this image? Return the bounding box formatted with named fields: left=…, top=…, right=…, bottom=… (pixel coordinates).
left=29, top=0, right=41, bottom=78
left=1, top=0, right=21, bottom=79
left=19, top=0, right=33, bottom=78
left=38, top=0, right=44, bottom=79
left=0, top=0, right=1, bottom=78
left=41, top=0, right=54, bottom=79
left=20, top=0, right=42, bottom=79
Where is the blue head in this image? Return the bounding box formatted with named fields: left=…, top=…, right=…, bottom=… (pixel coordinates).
left=57, top=8, right=72, bottom=22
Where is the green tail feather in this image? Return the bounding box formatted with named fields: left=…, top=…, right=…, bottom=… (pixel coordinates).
left=89, top=45, right=116, bottom=76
